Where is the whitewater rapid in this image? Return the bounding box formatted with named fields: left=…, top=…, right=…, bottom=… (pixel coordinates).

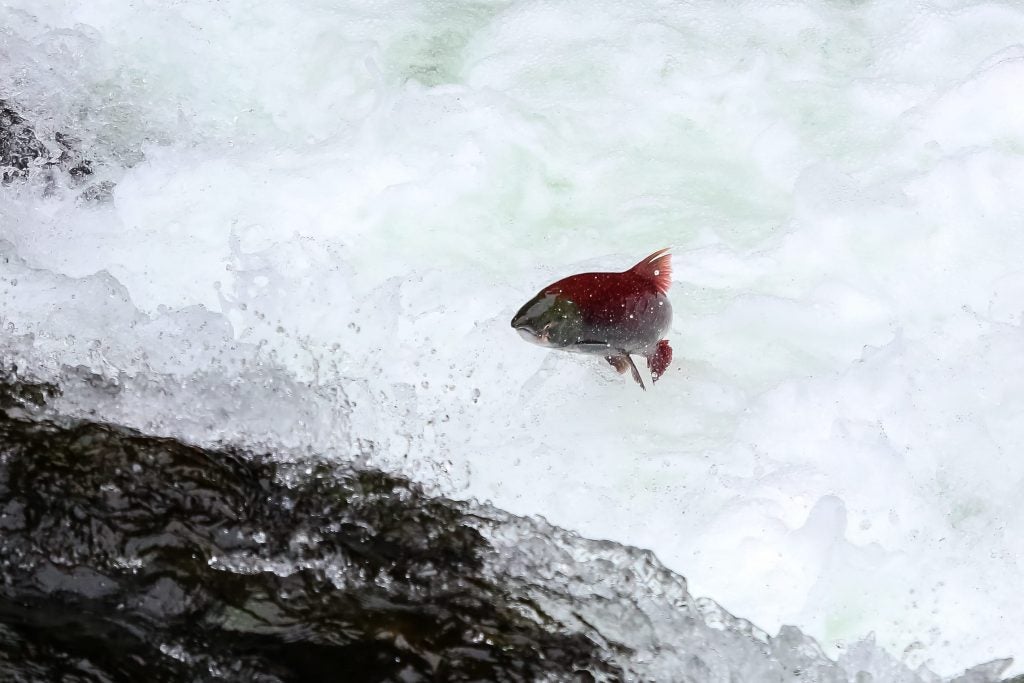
left=2, top=0, right=1024, bottom=676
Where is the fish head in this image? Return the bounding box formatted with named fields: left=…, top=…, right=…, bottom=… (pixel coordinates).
left=511, top=291, right=584, bottom=348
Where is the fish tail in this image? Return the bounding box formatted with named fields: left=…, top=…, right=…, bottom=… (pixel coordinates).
left=647, top=339, right=673, bottom=383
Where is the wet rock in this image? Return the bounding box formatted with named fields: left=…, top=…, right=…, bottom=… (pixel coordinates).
left=0, top=367, right=1016, bottom=682
left=0, top=364, right=60, bottom=412
left=0, top=102, right=51, bottom=183
left=0, top=371, right=615, bottom=682
left=0, top=99, right=112, bottom=200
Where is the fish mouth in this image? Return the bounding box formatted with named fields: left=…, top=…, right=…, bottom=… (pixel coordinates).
left=516, top=327, right=550, bottom=346
left=512, top=317, right=551, bottom=346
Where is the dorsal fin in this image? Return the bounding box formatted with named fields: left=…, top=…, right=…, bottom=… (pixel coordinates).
left=627, top=248, right=672, bottom=294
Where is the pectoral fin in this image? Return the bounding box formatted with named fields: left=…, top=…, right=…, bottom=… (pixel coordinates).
left=623, top=353, right=646, bottom=390
left=605, top=355, right=630, bottom=374
left=606, top=353, right=646, bottom=390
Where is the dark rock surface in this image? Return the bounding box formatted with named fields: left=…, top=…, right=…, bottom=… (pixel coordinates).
left=0, top=363, right=1018, bottom=682
left=0, top=369, right=614, bottom=682
left=0, top=101, right=52, bottom=183
left=1, top=99, right=108, bottom=198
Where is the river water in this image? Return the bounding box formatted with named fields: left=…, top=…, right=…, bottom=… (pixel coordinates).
left=2, top=0, right=1023, bottom=679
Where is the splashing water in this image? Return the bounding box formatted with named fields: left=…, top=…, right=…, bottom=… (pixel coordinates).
left=2, top=0, right=1024, bottom=677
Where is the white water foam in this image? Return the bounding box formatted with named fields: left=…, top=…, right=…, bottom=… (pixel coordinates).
left=2, top=0, right=1024, bottom=676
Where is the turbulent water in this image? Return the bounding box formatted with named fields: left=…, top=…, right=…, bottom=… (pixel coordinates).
left=2, top=0, right=1024, bottom=680
left=0, top=370, right=1015, bottom=683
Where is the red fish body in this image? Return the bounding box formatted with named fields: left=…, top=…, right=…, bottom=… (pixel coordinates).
left=511, top=249, right=673, bottom=389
